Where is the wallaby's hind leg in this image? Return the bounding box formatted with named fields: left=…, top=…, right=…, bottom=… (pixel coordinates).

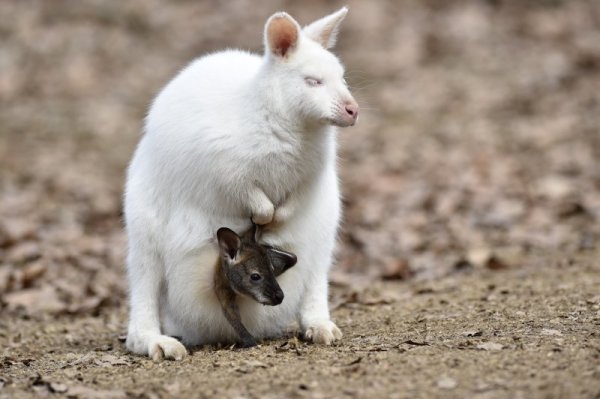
left=298, top=230, right=343, bottom=345
left=297, top=167, right=343, bottom=345
left=126, top=245, right=187, bottom=361
left=300, top=270, right=343, bottom=345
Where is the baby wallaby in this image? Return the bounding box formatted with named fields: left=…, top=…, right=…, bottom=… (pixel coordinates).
left=214, top=224, right=297, bottom=347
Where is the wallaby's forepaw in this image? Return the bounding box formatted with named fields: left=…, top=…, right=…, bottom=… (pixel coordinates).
left=149, top=336, right=188, bottom=362
left=251, top=202, right=275, bottom=225
left=304, top=320, right=343, bottom=345
left=272, top=203, right=293, bottom=226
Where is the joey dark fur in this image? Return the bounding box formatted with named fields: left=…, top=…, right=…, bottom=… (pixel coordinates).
left=214, top=224, right=297, bottom=347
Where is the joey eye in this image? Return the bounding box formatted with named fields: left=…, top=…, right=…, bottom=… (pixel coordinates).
left=250, top=273, right=262, bottom=281
left=304, top=77, right=323, bottom=87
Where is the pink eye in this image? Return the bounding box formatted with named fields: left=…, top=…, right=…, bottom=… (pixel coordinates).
left=304, top=77, right=323, bottom=87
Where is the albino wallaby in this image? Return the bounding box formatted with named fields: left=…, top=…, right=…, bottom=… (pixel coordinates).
left=125, top=7, right=358, bottom=361
left=214, top=225, right=297, bottom=348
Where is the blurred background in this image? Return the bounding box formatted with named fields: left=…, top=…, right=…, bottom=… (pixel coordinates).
left=1, top=0, right=599, bottom=317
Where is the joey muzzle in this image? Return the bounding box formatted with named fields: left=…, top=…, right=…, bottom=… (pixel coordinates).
left=264, top=286, right=285, bottom=305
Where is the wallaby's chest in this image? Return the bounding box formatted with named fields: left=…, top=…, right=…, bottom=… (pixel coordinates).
left=247, top=135, right=326, bottom=202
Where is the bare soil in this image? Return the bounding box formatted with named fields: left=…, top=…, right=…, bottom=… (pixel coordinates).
left=1, top=251, right=599, bottom=398
left=1, top=1, right=600, bottom=398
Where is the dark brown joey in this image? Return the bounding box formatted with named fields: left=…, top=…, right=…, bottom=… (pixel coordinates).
left=214, top=224, right=297, bottom=347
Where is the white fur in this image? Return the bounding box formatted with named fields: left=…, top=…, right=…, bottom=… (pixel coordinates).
left=124, top=8, right=356, bottom=359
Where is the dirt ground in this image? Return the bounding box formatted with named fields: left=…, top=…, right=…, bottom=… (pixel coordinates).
left=1, top=1, right=600, bottom=398
left=1, top=251, right=599, bottom=398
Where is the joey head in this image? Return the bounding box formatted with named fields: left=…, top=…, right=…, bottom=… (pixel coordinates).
left=214, top=224, right=297, bottom=347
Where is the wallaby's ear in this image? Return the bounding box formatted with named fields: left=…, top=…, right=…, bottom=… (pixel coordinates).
left=268, top=248, right=298, bottom=276
left=217, top=228, right=242, bottom=261
left=264, top=12, right=301, bottom=58
left=242, top=223, right=262, bottom=243
left=303, top=7, right=348, bottom=49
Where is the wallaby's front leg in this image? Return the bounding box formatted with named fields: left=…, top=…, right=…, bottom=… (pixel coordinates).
left=247, top=185, right=275, bottom=225
left=126, top=246, right=188, bottom=361
left=229, top=309, right=257, bottom=348
left=218, top=290, right=257, bottom=348
left=272, top=191, right=301, bottom=226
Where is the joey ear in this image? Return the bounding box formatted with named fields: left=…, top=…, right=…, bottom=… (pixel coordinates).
left=217, top=228, right=242, bottom=261
left=303, top=6, right=348, bottom=49
left=264, top=12, right=301, bottom=58
left=268, top=248, right=298, bottom=276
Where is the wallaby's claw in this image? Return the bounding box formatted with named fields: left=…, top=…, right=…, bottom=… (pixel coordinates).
left=148, top=335, right=188, bottom=361
left=304, top=320, right=343, bottom=345
left=252, top=209, right=274, bottom=225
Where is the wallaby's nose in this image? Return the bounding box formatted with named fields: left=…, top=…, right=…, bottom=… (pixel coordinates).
left=345, top=102, right=359, bottom=120
left=273, top=289, right=284, bottom=305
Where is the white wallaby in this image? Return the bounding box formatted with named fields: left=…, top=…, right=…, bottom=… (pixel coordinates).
left=124, top=7, right=358, bottom=360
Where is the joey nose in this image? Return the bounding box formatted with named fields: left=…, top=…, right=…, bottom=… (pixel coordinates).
left=345, top=103, right=359, bottom=120
left=273, top=289, right=284, bottom=305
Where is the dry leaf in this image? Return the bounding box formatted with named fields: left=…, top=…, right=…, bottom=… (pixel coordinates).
left=541, top=329, right=562, bottom=336
left=21, top=262, right=47, bottom=286
left=381, top=259, right=412, bottom=280
left=65, top=385, right=128, bottom=399
left=6, top=241, right=41, bottom=264
left=242, top=360, right=268, bottom=368
left=96, top=354, right=130, bottom=367
left=3, top=286, right=66, bottom=315
left=437, top=376, right=457, bottom=389
left=0, top=219, right=36, bottom=247
left=49, top=382, right=68, bottom=393
left=476, top=342, right=504, bottom=351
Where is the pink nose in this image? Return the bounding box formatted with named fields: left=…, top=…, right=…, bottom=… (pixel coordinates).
left=345, top=103, right=359, bottom=119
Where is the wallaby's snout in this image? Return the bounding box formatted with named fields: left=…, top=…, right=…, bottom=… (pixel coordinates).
left=344, top=101, right=359, bottom=125
left=334, top=98, right=359, bottom=127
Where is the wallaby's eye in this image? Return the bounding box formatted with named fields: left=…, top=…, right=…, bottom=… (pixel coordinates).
left=304, top=77, right=323, bottom=87
left=250, top=273, right=262, bottom=281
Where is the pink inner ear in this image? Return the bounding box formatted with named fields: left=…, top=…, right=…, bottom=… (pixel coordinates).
left=268, top=17, right=298, bottom=57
